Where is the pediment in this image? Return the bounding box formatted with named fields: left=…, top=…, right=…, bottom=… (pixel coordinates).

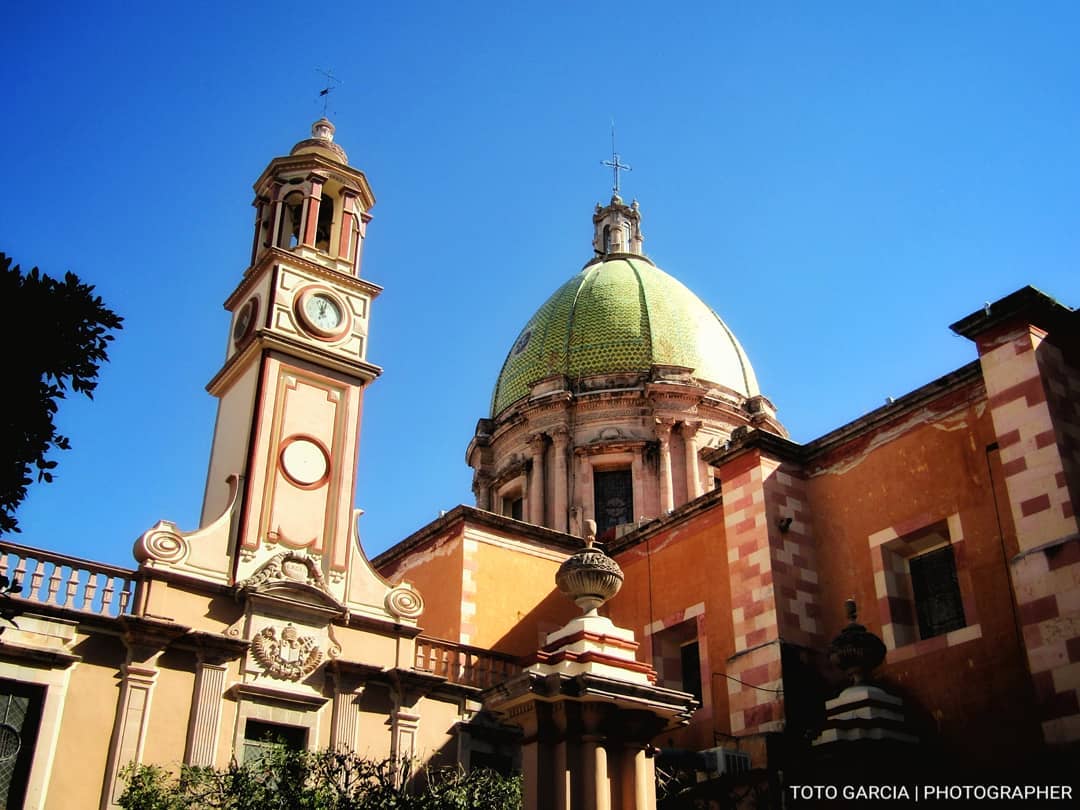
left=236, top=551, right=345, bottom=615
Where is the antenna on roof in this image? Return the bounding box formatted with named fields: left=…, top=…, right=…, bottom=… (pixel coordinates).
left=602, top=119, right=631, bottom=197
left=315, top=68, right=341, bottom=117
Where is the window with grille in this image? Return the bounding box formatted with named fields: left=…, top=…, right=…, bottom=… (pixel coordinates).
left=0, top=680, right=43, bottom=810
left=594, top=469, right=633, bottom=537
left=910, top=545, right=966, bottom=639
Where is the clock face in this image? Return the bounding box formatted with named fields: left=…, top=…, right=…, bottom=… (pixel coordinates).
left=303, top=292, right=343, bottom=331
left=232, top=298, right=257, bottom=343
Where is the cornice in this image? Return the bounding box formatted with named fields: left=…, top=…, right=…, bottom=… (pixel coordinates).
left=226, top=248, right=383, bottom=310
left=372, top=505, right=581, bottom=571
left=206, top=334, right=382, bottom=396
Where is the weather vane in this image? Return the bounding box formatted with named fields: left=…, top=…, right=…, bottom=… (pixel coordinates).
left=601, top=120, right=631, bottom=196
left=316, top=68, right=341, bottom=117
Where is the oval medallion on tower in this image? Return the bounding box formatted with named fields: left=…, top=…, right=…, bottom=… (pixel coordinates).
left=280, top=437, right=330, bottom=488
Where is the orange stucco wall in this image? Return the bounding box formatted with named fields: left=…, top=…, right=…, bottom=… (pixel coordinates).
left=472, top=538, right=576, bottom=656
left=612, top=501, right=733, bottom=751
left=379, top=525, right=465, bottom=643
left=47, top=633, right=125, bottom=810
left=806, top=384, right=1042, bottom=764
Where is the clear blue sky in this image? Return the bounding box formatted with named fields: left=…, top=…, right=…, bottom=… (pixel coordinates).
left=4, top=2, right=1079, bottom=566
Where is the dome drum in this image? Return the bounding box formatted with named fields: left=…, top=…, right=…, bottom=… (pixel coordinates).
left=469, top=198, right=785, bottom=539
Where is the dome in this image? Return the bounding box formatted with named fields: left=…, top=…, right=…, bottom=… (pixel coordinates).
left=290, top=117, right=349, bottom=163
left=490, top=255, right=760, bottom=416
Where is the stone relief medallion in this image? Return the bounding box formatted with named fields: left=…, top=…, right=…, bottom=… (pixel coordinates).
left=280, top=437, right=330, bottom=487
left=252, top=623, right=323, bottom=681
left=385, top=585, right=424, bottom=619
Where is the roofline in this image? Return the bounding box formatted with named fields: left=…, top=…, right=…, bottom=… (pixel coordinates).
left=950, top=285, right=1075, bottom=341
left=371, top=504, right=582, bottom=570
left=702, top=360, right=985, bottom=468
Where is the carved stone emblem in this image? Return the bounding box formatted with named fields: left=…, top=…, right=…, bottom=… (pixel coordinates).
left=238, top=551, right=327, bottom=592
left=252, top=623, right=323, bottom=681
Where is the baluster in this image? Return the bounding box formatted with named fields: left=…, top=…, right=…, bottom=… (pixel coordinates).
left=0, top=551, right=8, bottom=583
left=29, top=560, right=45, bottom=602
left=45, top=564, right=62, bottom=604
left=62, top=567, right=80, bottom=608
left=13, top=559, right=27, bottom=598
left=83, top=571, right=100, bottom=612
left=463, top=651, right=475, bottom=686
left=101, top=576, right=115, bottom=615
left=118, top=580, right=132, bottom=615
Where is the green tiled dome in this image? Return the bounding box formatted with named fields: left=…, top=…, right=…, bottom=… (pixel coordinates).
left=491, top=257, right=760, bottom=416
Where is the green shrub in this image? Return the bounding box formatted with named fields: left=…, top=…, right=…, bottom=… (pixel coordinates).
left=119, top=749, right=521, bottom=810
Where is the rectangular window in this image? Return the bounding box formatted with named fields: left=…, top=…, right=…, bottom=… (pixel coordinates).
left=242, top=719, right=307, bottom=764
left=909, top=546, right=966, bottom=639
left=502, top=496, right=523, bottom=521
left=0, top=680, right=44, bottom=810
left=594, top=469, right=633, bottom=537
left=680, top=641, right=703, bottom=702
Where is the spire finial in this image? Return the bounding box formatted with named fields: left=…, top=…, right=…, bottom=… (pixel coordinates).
left=316, top=67, right=341, bottom=117
left=601, top=120, right=631, bottom=198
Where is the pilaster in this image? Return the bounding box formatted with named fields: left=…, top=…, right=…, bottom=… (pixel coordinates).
left=185, top=660, right=228, bottom=766
left=528, top=433, right=547, bottom=526
left=101, top=619, right=187, bottom=809
left=552, top=427, right=571, bottom=533
left=655, top=419, right=675, bottom=514
left=682, top=421, right=702, bottom=502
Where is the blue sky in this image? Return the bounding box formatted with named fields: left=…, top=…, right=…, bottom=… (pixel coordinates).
left=4, top=2, right=1079, bottom=565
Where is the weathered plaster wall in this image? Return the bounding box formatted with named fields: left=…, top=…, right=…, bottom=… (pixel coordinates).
left=806, top=384, right=1043, bottom=765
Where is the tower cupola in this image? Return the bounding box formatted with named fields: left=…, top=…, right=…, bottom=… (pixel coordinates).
left=592, top=195, right=645, bottom=257
left=249, top=118, right=375, bottom=278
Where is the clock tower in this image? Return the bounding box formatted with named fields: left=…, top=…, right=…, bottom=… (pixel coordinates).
left=200, top=118, right=382, bottom=603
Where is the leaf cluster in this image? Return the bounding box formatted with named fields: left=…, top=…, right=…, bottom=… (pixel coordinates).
left=1, top=253, right=123, bottom=533
left=119, top=749, right=521, bottom=810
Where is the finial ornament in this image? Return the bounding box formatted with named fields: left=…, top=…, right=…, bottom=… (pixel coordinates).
left=601, top=120, right=631, bottom=197
left=316, top=67, right=341, bottom=117
left=829, top=598, right=886, bottom=685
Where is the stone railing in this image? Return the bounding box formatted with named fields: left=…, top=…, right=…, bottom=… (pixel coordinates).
left=415, top=636, right=521, bottom=690
left=0, top=541, right=137, bottom=618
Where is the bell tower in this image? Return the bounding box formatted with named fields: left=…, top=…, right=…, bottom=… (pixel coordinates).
left=200, top=118, right=382, bottom=600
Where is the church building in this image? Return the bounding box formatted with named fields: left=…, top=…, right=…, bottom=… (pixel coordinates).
left=0, top=119, right=1078, bottom=809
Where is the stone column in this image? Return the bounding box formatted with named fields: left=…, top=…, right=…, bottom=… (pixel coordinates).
left=551, top=427, right=571, bottom=533
left=184, top=659, right=228, bottom=767
left=576, top=450, right=595, bottom=535
left=682, top=421, right=703, bottom=503
left=473, top=472, right=492, bottom=511
left=655, top=419, right=675, bottom=514
left=527, top=433, right=547, bottom=526
left=631, top=746, right=655, bottom=810
left=337, top=189, right=358, bottom=260
left=302, top=174, right=325, bottom=247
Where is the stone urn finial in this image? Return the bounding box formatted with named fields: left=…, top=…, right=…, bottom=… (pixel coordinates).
left=556, top=527, right=623, bottom=615
left=828, top=598, right=886, bottom=685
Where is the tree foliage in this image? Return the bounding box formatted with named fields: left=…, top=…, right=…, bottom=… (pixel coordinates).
left=1, top=252, right=123, bottom=533
left=119, top=749, right=522, bottom=810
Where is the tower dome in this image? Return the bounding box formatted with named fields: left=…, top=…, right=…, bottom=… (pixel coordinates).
left=468, top=195, right=784, bottom=539
left=491, top=254, right=760, bottom=417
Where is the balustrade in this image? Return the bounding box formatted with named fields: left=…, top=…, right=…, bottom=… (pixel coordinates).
left=0, top=541, right=136, bottom=617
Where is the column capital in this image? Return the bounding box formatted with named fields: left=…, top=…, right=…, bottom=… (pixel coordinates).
left=654, top=417, right=675, bottom=444
left=527, top=432, right=547, bottom=454
left=551, top=425, right=572, bottom=446
left=681, top=420, right=702, bottom=439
